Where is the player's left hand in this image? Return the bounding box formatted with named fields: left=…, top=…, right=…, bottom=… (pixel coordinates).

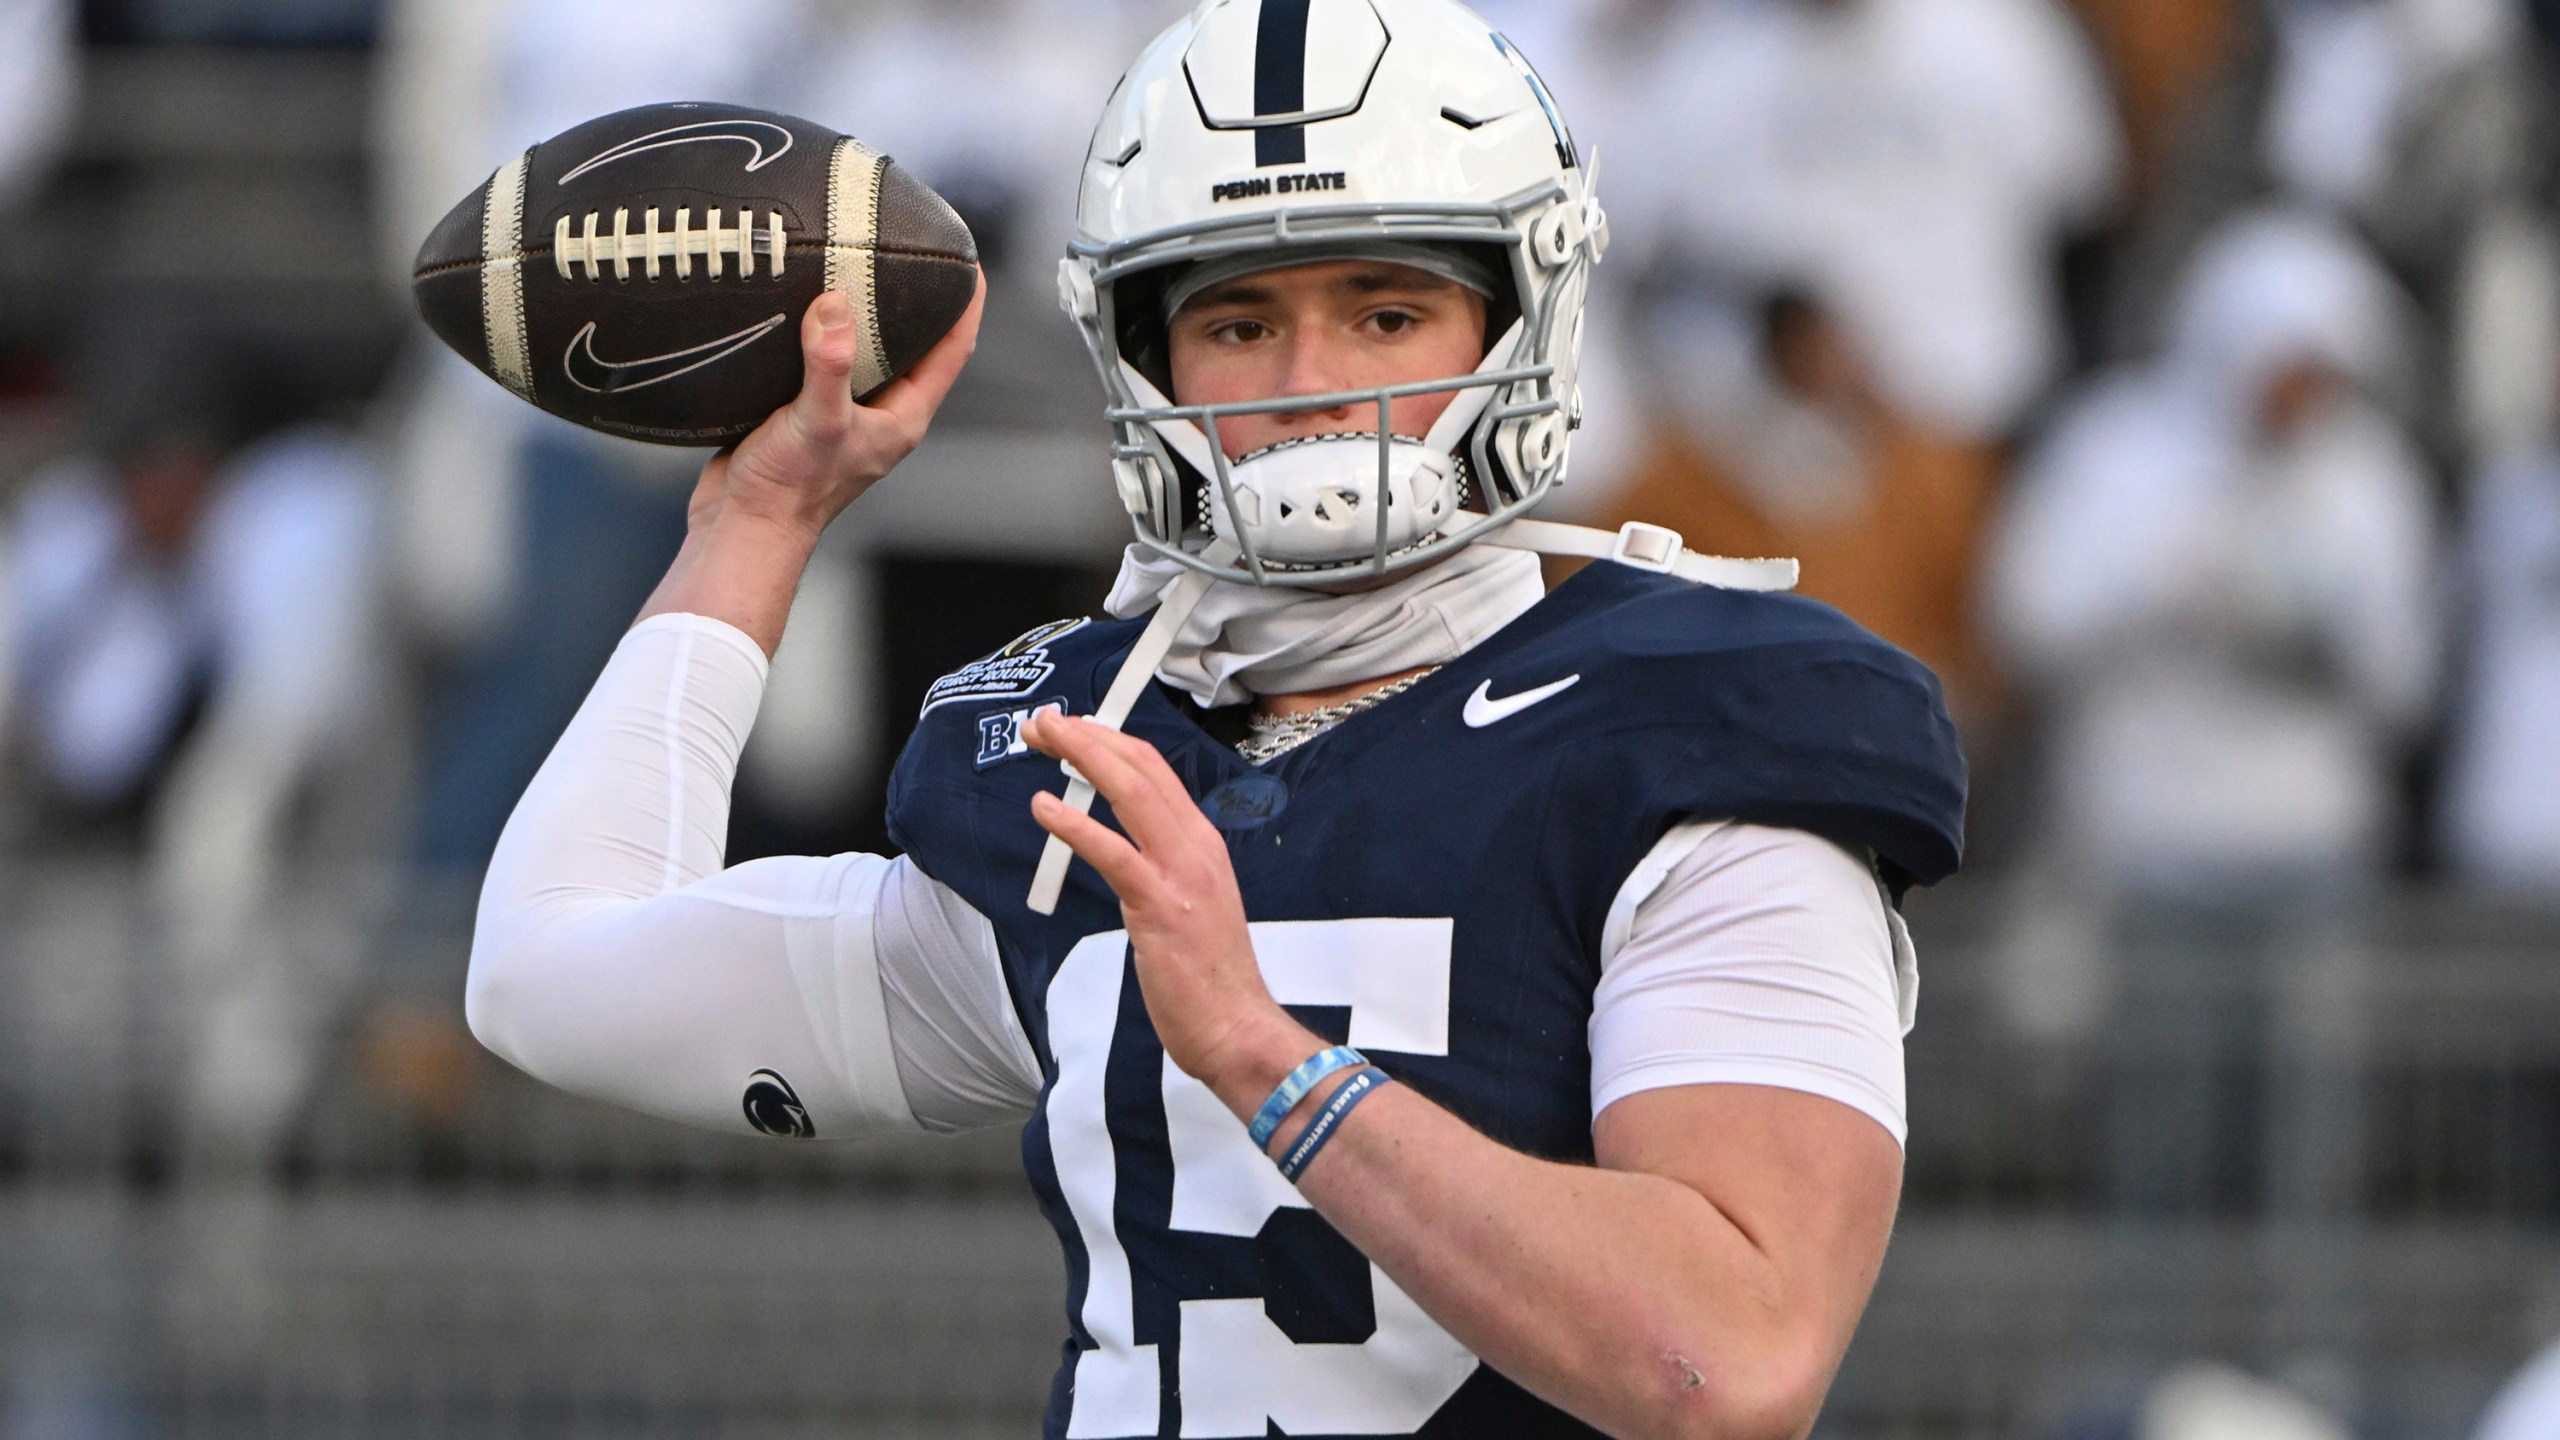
left=1023, top=713, right=1308, bottom=1104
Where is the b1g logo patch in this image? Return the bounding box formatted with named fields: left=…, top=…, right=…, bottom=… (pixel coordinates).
left=920, top=619, right=1087, bottom=716
left=977, top=700, right=1067, bottom=769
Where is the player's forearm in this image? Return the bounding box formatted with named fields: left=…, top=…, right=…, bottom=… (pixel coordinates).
left=635, top=482, right=825, bottom=658
left=1285, top=1083, right=1840, bottom=1440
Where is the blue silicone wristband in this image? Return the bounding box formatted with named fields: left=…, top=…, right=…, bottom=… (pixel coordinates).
left=1276, top=1068, right=1390, bottom=1183
left=1247, top=1045, right=1366, bottom=1149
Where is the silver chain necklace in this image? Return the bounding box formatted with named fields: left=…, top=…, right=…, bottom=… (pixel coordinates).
left=1236, top=667, right=1442, bottom=765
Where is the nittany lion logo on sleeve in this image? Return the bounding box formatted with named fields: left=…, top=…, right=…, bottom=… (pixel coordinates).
left=742, top=1069, right=815, bottom=1138
left=921, top=619, right=1088, bottom=716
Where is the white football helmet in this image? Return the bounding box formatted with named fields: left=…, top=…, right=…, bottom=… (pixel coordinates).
left=1058, top=0, right=1606, bottom=586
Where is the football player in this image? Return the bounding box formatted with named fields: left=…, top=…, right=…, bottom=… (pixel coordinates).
left=466, top=2, right=1966, bottom=1437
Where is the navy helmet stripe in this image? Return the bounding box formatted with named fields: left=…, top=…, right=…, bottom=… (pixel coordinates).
left=1254, top=0, right=1314, bottom=167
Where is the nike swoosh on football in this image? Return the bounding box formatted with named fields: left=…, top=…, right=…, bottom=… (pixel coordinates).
left=1463, top=674, right=1581, bottom=728
left=557, top=120, right=796, bottom=185
left=562, top=314, right=788, bottom=395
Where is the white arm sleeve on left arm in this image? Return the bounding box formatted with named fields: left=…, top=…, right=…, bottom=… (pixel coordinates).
left=467, top=613, right=1042, bottom=1140
left=1590, top=820, right=1914, bottom=1146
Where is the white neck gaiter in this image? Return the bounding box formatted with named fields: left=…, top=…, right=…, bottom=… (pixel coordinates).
left=1104, top=542, right=1548, bottom=708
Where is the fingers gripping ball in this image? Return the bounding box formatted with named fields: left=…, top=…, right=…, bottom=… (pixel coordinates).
left=412, top=101, right=978, bottom=446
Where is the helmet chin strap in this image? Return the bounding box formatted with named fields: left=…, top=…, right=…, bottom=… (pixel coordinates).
left=1119, top=362, right=1220, bottom=478
left=1026, top=537, right=1237, bottom=916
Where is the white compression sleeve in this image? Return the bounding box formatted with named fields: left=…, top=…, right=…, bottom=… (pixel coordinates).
left=466, top=613, right=1038, bottom=1140
left=1590, top=821, right=1913, bottom=1146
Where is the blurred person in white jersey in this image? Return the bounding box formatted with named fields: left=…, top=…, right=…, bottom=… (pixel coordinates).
left=467, top=3, right=1968, bottom=1435
left=3, top=326, right=380, bottom=1165
left=1986, top=207, right=2439, bottom=1214
left=1991, top=207, right=2438, bottom=901
left=1626, top=0, right=2120, bottom=442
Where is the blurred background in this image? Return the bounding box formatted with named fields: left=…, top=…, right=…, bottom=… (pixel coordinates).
left=0, top=0, right=2557, bottom=1434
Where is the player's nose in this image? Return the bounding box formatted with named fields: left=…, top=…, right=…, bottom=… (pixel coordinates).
left=1271, top=329, right=1358, bottom=427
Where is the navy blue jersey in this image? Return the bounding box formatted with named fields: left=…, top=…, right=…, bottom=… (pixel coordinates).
left=886, top=560, right=1965, bottom=1439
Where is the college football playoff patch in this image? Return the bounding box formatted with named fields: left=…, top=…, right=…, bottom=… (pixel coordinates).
left=921, top=619, right=1086, bottom=716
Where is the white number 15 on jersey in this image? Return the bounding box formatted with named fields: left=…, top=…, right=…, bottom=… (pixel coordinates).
left=1045, top=918, right=1480, bottom=1438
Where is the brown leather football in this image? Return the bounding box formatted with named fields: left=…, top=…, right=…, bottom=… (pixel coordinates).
left=412, top=101, right=978, bottom=447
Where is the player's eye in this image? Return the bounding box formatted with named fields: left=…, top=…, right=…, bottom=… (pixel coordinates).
left=1208, top=318, right=1271, bottom=344
left=1366, top=308, right=1422, bottom=336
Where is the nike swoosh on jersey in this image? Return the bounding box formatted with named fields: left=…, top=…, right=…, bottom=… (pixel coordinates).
left=1462, top=674, right=1581, bottom=728
left=562, top=314, right=788, bottom=395
left=557, top=119, right=796, bottom=185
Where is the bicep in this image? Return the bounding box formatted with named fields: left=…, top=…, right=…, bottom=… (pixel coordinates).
left=1586, top=820, right=1912, bottom=1340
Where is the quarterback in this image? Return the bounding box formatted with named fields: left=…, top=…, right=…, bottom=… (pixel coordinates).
left=466, top=2, right=1966, bottom=1437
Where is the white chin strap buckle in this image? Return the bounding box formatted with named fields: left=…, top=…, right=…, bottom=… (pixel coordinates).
left=1609, top=521, right=1684, bottom=574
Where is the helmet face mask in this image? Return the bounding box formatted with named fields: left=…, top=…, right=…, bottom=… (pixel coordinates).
left=1059, top=0, right=1604, bottom=587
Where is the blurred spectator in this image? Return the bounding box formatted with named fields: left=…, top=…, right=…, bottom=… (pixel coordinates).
left=1986, top=207, right=2438, bottom=1216
left=7, top=350, right=376, bottom=835
left=0, top=0, right=76, bottom=215
left=2264, top=0, right=2520, bottom=231
left=1603, top=286, right=2007, bottom=724
left=1990, top=207, right=2438, bottom=888
left=2, top=332, right=383, bottom=1165
left=2441, top=398, right=2560, bottom=890
left=1650, top=0, right=2123, bottom=440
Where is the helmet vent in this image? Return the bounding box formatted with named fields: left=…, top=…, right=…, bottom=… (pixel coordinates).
left=1440, top=107, right=1491, bottom=131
